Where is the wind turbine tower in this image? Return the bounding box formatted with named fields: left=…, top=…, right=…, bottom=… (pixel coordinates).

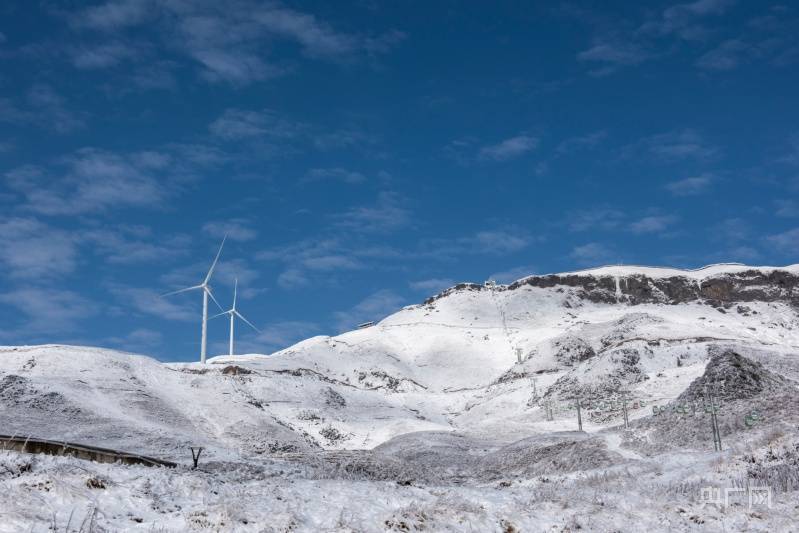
left=212, top=278, right=260, bottom=356
left=163, top=236, right=227, bottom=364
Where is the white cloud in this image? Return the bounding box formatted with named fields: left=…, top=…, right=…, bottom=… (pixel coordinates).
left=71, top=0, right=153, bottom=31
left=568, top=207, right=624, bottom=232
left=0, top=85, right=85, bottom=134
left=214, top=258, right=261, bottom=289
left=202, top=219, right=258, bottom=242
left=333, top=289, right=404, bottom=331
left=696, top=39, right=751, bottom=71
left=259, top=237, right=387, bottom=290
left=105, top=328, right=164, bottom=353
left=302, top=255, right=362, bottom=271
left=408, top=278, right=455, bottom=293
left=622, top=129, right=717, bottom=161
left=489, top=265, right=536, bottom=284
left=629, top=215, right=679, bottom=234
left=4, top=146, right=205, bottom=216
left=333, top=191, right=411, bottom=233
left=209, top=108, right=305, bottom=140
left=665, top=174, right=714, bottom=196
left=479, top=135, right=539, bottom=161
left=84, top=228, right=191, bottom=264
left=570, top=242, right=615, bottom=265
left=648, top=0, right=734, bottom=39
left=0, top=217, right=78, bottom=279
left=276, top=268, right=310, bottom=289
left=419, top=228, right=534, bottom=260
left=712, top=217, right=752, bottom=243
left=470, top=230, right=530, bottom=254
left=70, top=0, right=403, bottom=85
left=110, top=286, right=198, bottom=322
left=0, top=288, right=95, bottom=335
left=768, top=227, right=799, bottom=254
left=303, top=167, right=367, bottom=184
left=556, top=131, right=607, bottom=155
left=577, top=41, right=650, bottom=75
left=70, top=41, right=138, bottom=69
left=775, top=199, right=799, bottom=218
left=246, top=320, right=320, bottom=354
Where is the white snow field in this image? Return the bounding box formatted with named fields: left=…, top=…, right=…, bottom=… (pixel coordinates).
left=1, top=264, right=798, bottom=531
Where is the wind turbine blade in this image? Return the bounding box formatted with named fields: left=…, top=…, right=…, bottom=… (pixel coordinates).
left=205, top=286, right=224, bottom=311
left=233, top=278, right=238, bottom=311
left=234, top=311, right=260, bottom=332
left=209, top=310, right=230, bottom=320
left=204, top=234, right=227, bottom=285
left=161, top=284, right=203, bottom=297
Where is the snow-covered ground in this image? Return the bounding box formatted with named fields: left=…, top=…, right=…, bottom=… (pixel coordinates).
left=1, top=264, right=798, bottom=531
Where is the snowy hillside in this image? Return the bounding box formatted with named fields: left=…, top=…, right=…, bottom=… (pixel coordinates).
left=2, top=263, right=799, bottom=531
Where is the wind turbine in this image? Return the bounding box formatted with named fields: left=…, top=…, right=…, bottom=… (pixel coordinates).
left=211, top=278, right=260, bottom=356
left=163, top=236, right=226, bottom=364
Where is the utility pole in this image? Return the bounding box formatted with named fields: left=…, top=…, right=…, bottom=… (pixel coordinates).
left=576, top=397, right=583, bottom=431
left=705, top=387, right=722, bottom=452
left=711, top=389, right=722, bottom=452
left=618, top=392, right=630, bottom=430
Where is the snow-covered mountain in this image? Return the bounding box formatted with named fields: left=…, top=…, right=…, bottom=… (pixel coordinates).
left=2, top=263, right=798, bottom=456
left=2, top=263, right=799, bottom=531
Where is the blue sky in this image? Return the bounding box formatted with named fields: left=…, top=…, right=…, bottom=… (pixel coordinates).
left=1, top=0, right=798, bottom=361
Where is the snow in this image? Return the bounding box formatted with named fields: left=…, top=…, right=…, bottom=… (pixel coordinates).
left=2, top=264, right=799, bottom=530
left=524, top=262, right=799, bottom=283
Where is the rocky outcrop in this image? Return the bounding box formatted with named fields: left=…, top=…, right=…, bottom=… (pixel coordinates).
left=678, top=349, right=795, bottom=402
left=512, top=269, right=799, bottom=307
left=424, top=268, right=799, bottom=308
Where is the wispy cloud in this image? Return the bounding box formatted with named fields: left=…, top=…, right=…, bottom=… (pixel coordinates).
left=645, top=0, right=734, bottom=39
left=665, top=173, right=714, bottom=195
left=5, top=145, right=211, bottom=216
left=246, top=320, right=320, bottom=354
left=202, top=219, right=258, bottom=242
left=629, top=214, right=679, bottom=234
left=105, top=328, right=164, bottom=353
left=333, top=289, right=404, bottom=331
left=84, top=228, right=192, bottom=265
left=767, top=227, right=799, bottom=255
left=408, top=278, right=455, bottom=293
left=0, top=288, right=95, bottom=335
left=570, top=242, right=616, bottom=265
left=577, top=41, right=650, bottom=75
left=70, top=0, right=153, bottom=31
left=696, top=39, right=754, bottom=70
left=489, top=265, right=537, bottom=284
left=332, top=191, right=411, bottom=233
left=568, top=207, right=624, bottom=232
left=622, top=129, right=718, bottom=161
left=775, top=199, right=799, bottom=218
left=479, top=135, right=539, bottom=161
left=68, top=0, right=404, bottom=85
left=302, top=167, right=367, bottom=185
left=209, top=108, right=305, bottom=140
left=0, top=217, right=78, bottom=279
left=468, top=230, right=531, bottom=254
left=69, top=41, right=139, bottom=69
left=258, top=238, right=370, bottom=290
left=555, top=131, right=608, bottom=155
left=418, top=228, right=535, bottom=261
left=0, top=84, right=86, bottom=133
left=109, top=285, right=197, bottom=322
